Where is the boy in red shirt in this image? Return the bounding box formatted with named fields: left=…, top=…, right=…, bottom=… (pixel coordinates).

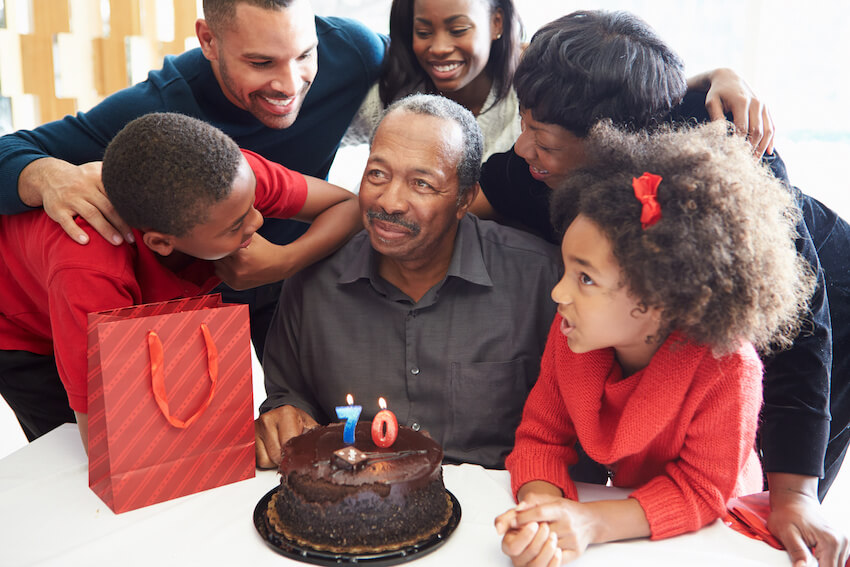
left=0, top=112, right=360, bottom=451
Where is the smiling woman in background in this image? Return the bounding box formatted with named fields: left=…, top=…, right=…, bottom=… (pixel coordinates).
left=342, top=0, right=774, bottom=164
left=345, top=0, right=523, bottom=160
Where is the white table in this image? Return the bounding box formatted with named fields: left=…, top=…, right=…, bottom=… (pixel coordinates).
left=0, top=425, right=792, bottom=567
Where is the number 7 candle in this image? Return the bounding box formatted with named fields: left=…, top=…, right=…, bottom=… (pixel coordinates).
left=335, top=394, right=362, bottom=444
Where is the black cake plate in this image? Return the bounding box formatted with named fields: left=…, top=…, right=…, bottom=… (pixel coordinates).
left=253, top=487, right=461, bottom=566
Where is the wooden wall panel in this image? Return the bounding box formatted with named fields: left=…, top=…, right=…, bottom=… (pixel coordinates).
left=1, top=0, right=200, bottom=130
left=92, top=36, right=127, bottom=96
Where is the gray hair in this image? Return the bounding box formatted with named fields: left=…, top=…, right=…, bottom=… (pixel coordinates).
left=374, top=94, right=484, bottom=201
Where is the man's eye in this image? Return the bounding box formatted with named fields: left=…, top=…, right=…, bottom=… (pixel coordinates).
left=415, top=179, right=433, bottom=190
left=249, top=61, right=271, bottom=68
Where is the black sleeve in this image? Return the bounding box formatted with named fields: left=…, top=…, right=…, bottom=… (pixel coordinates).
left=670, top=94, right=834, bottom=476
left=760, top=205, right=832, bottom=476
left=759, top=154, right=832, bottom=477
left=480, top=148, right=560, bottom=244
left=480, top=149, right=519, bottom=217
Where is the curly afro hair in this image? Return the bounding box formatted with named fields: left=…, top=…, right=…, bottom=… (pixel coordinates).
left=102, top=112, right=243, bottom=237
left=550, top=120, right=815, bottom=354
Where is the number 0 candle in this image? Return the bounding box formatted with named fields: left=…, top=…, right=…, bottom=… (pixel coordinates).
left=371, top=397, right=399, bottom=448
left=335, top=394, right=362, bottom=444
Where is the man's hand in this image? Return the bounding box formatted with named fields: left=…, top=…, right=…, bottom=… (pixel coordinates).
left=254, top=405, right=318, bottom=469
left=18, top=157, right=132, bottom=245
left=689, top=68, right=775, bottom=157
left=767, top=473, right=849, bottom=567
left=213, top=234, right=296, bottom=290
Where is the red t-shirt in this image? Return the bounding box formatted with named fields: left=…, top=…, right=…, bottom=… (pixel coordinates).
left=0, top=150, right=307, bottom=412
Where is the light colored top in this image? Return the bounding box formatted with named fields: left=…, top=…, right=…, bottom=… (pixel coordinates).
left=342, top=82, right=521, bottom=162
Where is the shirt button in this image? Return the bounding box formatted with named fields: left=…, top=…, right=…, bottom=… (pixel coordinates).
left=410, top=367, right=420, bottom=375
left=411, top=422, right=421, bottom=431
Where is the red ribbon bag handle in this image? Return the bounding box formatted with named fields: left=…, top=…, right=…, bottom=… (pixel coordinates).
left=147, top=323, right=218, bottom=429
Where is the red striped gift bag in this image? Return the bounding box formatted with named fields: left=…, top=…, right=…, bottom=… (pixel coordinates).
left=86, top=294, right=255, bottom=514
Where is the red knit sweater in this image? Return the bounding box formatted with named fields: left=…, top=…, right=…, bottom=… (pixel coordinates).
left=506, top=316, right=764, bottom=540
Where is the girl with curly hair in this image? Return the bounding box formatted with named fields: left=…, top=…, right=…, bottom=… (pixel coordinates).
left=494, top=121, right=816, bottom=565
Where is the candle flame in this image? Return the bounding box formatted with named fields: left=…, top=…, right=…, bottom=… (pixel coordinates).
left=346, top=393, right=354, bottom=405
left=378, top=397, right=387, bottom=410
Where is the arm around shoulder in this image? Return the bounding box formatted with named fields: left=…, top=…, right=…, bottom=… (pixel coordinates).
left=283, top=176, right=361, bottom=274
left=686, top=67, right=774, bottom=156
left=16, top=157, right=130, bottom=246
left=216, top=171, right=360, bottom=288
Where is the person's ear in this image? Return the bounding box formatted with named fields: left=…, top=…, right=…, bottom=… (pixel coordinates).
left=142, top=231, right=177, bottom=256
left=491, top=7, right=504, bottom=41
left=196, top=19, right=218, bottom=60
left=457, top=182, right=480, bottom=219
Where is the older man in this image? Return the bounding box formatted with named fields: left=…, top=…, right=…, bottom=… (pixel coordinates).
left=255, top=94, right=560, bottom=469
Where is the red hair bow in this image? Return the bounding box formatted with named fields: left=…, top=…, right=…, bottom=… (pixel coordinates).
left=632, top=172, right=663, bottom=229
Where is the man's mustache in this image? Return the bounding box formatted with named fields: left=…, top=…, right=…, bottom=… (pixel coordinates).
left=366, top=210, right=421, bottom=236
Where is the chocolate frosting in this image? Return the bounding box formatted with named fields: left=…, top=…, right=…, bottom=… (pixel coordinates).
left=279, top=422, right=443, bottom=488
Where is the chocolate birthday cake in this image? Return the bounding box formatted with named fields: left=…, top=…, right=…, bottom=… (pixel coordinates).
left=268, top=421, right=451, bottom=553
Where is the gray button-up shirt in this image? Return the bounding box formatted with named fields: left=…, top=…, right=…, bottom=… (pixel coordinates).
left=261, top=215, right=561, bottom=468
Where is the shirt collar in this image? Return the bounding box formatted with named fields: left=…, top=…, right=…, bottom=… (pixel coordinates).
left=337, top=215, right=494, bottom=291
left=132, top=229, right=220, bottom=302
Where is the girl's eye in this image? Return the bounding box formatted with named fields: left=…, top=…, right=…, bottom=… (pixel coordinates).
left=450, top=27, right=470, bottom=36
left=579, top=273, right=595, bottom=286
left=414, top=29, right=431, bottom=39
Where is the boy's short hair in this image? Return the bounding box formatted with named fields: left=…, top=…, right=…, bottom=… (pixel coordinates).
left=515, top=10, right=687, bottom=137
left=551, top=121, right=815, bottom=354
left=102, top=112, right=243, bottom=236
